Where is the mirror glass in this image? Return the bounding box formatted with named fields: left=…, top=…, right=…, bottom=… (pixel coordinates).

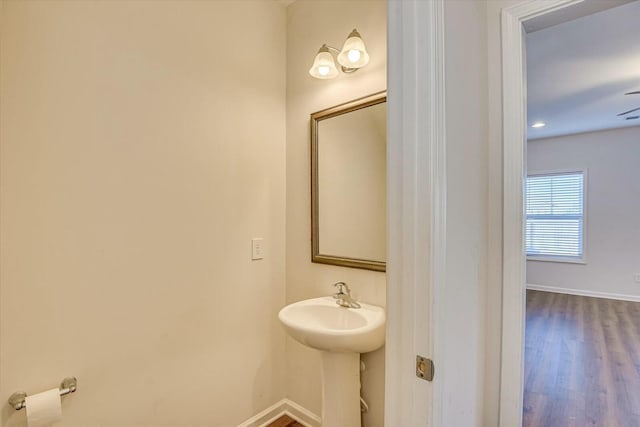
left=311, top=92, right=386, bottom=271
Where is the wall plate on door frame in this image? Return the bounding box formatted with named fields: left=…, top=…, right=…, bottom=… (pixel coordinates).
left=416, top=355, right=434, bottom=381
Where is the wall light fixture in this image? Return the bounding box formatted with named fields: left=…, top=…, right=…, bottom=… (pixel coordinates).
left=309, top=29, right=370, bottom=79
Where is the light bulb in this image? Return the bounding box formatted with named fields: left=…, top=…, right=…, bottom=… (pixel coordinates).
left=337, top=29, right=370, bottom=69
left=309, top=45, right=339, bottom=79
left=347, top=49, right=361, bottom=64
left=531, top=122, right=546, bottom=128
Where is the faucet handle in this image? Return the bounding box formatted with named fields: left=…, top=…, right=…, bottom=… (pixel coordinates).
left=333, top=281, right=349, bottom=296
left=332, top=282, right=360, bottom=308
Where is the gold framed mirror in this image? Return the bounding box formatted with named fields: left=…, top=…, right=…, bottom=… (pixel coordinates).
left=311, top=91, right=386, bottom=272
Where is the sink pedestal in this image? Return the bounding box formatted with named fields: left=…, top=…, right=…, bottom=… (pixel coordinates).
left=320, top=352, right=361, bottom=427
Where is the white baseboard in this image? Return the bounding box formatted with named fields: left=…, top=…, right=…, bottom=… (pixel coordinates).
left=237, top=398, right=321, bottom=427
left=282, top=400, right=322, bottom=427
left=237, top=399, right=285, bottom=427
left=526, top=283, right=640, bottom=302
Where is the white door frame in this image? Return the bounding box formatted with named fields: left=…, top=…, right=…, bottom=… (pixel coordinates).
left=499, top=1, right=585, bottom=425
left=386, top=0, right=446, bottom=426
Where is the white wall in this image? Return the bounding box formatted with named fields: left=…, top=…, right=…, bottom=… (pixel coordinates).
left=0, top=2, right=287, bottom=426
left=441, top=1, right=489, bottom=425
left=527, top=126, right=640, bottom=297
left=285, top=1, right=386, bottom=426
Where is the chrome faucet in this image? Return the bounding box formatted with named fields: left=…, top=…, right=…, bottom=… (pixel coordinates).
left=332, top=282, right=361, bottom=309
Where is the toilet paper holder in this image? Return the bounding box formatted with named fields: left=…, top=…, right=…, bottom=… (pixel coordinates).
left=8, top=377, right=77, bottom=410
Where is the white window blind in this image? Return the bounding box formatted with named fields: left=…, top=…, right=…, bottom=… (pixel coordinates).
left=526, top=172, right=584, bottom=259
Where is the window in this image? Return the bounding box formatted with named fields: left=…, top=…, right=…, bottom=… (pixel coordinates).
left=526, top=171, right=585, bottom=262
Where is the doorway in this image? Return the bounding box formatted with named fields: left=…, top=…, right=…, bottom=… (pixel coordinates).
left=500, top=1, right=633, bottom=426
left=523, top=3, right=640, bottom=424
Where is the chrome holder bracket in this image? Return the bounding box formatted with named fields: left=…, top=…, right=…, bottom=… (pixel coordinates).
left=8, top=377, right=77, bottom=411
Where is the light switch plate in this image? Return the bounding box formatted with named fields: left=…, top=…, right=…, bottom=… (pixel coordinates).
left=252, top=238, right=264, bottom=260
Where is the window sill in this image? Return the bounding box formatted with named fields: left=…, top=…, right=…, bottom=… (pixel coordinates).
left=526, top=256, right=586, bottom=265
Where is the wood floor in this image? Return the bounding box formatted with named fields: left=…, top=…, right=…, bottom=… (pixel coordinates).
left=524, top=290, right=640, bottom=427
left=266, top=415, right=304, bottom=427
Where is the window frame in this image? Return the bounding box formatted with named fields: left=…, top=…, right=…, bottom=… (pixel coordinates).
left=525, top=168, right=588, bottom=264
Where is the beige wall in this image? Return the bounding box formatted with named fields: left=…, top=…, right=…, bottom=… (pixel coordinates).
left=285, top=1, right=386, bottom=426
left=0, top=2, right=287, bottom=426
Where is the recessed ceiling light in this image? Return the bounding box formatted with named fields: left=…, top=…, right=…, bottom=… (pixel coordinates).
left=531, top=122, right=546, bottom=128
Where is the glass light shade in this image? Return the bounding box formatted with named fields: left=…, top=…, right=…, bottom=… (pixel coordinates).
left=309, top=45, right=339, bottom=79
left=337, top=29, right=370, bottom=69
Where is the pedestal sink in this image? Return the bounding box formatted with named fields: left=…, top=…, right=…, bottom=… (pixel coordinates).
left=278, top=296, right=385, bottom=427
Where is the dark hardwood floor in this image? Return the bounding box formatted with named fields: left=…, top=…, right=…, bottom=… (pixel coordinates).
left=524, top=290, right=640, bottom=427
left=266, top=415, right=304, bottom=427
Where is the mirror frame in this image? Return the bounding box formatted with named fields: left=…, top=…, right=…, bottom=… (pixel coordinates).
left=310, top=91, right=387, bottom=272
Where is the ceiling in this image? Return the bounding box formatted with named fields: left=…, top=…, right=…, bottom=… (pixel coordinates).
left=526, top=0, right=640, bottom=140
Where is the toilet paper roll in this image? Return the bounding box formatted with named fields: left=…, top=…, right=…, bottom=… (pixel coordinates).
left=25, top=388, right=62, bottom=427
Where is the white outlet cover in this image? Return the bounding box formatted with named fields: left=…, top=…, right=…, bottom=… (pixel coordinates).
left=252, top=238, right=264, bottom=260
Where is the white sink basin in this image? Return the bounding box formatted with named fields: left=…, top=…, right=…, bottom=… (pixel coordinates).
left=278, top=296, right=385, bottom=353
